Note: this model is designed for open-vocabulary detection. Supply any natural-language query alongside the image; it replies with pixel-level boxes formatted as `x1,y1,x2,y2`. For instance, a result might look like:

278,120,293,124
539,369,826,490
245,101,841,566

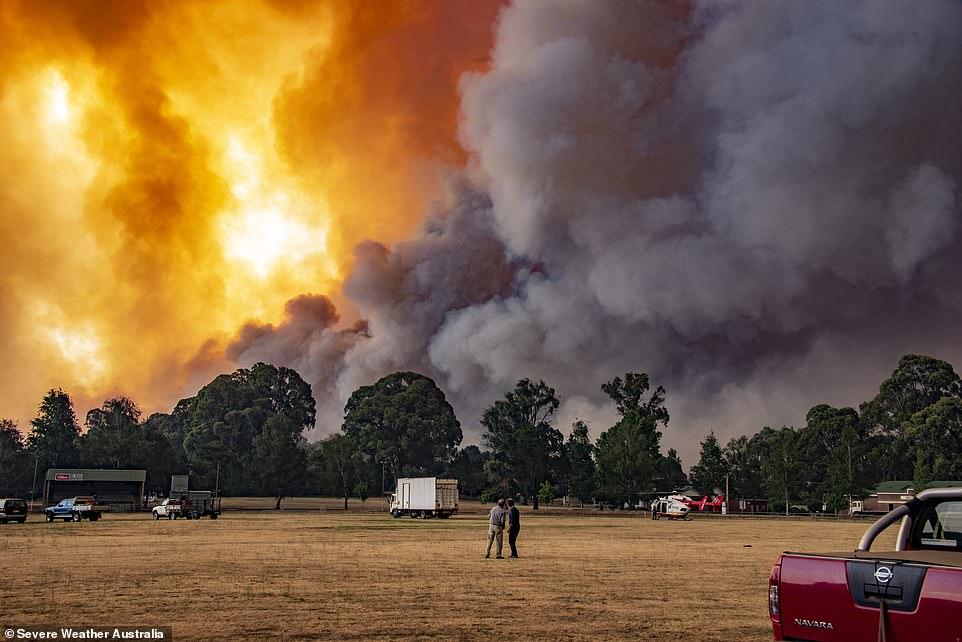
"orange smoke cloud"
0,0,503,425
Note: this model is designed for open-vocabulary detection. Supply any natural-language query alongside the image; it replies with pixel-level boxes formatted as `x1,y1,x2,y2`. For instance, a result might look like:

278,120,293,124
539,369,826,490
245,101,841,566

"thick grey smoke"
229,0,962,464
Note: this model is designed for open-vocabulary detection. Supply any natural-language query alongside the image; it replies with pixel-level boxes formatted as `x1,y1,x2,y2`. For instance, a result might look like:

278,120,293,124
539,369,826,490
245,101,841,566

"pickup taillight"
769,555,782,622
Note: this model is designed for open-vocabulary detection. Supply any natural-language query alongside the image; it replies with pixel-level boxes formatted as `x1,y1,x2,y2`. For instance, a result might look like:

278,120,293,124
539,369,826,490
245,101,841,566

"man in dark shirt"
507,498,520,558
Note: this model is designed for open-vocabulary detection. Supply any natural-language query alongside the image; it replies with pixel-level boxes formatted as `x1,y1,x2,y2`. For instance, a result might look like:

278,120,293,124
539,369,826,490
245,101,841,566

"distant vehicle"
769,487,962,641
651,495,691,520
45,496,107,522
0,498,28,523
152,498,184,520
390,477,458,518
153,492,221,520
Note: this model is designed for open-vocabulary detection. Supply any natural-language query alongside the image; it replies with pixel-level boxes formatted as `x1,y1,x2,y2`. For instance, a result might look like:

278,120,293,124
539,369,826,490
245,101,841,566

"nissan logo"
874,566,893,583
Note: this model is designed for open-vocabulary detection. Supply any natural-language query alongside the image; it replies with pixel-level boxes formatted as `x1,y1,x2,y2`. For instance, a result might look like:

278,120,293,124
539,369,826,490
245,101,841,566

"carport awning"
45,469,146,483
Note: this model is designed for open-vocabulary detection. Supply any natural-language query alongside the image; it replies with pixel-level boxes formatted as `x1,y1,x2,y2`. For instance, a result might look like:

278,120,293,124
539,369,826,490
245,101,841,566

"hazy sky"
2,1,961,465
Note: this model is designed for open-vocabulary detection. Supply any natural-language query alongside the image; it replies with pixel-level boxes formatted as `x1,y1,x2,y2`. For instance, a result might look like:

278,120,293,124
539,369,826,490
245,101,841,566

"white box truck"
390,477,459,518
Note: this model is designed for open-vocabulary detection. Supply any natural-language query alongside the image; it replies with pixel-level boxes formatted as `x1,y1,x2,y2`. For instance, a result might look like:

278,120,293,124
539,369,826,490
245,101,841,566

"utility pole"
30,457,39,510
215,462,220,497
725,474,729,515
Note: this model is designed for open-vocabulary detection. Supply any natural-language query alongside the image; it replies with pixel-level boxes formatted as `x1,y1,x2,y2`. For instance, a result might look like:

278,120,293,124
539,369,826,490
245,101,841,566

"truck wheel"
153,513,160,520
391,510,400,518
90,514,99,522
72,512,81,522
17,518,26,523
168,513,174,520
210,513,218,520
46,514,54,523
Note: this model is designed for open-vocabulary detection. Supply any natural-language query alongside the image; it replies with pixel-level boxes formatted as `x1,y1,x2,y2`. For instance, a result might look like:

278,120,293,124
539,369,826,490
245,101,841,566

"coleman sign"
54,473,84,481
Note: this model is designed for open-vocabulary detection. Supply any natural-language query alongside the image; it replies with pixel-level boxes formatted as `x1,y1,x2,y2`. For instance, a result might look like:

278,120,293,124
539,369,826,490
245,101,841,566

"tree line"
687,354,962,512
2,354,960,510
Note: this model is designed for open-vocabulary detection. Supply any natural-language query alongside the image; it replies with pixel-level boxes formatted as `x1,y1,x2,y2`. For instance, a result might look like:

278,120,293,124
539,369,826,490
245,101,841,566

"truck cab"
770,488,962,641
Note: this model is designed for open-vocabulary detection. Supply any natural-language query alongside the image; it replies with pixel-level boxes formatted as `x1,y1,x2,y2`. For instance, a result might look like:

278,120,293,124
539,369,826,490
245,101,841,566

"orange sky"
0,0,503,426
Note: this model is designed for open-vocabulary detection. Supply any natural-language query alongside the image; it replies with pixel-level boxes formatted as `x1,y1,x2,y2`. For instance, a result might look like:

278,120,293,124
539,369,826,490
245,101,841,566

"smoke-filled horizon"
4,1,962,466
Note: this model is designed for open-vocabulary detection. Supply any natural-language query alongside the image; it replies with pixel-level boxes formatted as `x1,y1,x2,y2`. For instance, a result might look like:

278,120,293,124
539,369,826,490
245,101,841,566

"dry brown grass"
0,504,896,641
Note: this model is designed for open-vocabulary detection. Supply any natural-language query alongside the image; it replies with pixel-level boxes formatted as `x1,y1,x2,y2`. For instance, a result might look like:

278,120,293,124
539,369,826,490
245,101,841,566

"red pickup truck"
769,487,962,641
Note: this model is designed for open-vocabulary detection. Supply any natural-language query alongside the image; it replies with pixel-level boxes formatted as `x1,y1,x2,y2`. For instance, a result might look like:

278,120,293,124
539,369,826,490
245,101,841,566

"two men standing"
485,498,520,559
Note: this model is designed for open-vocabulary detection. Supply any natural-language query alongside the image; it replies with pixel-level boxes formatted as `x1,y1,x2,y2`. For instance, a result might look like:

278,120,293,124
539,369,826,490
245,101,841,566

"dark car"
0,498,28,523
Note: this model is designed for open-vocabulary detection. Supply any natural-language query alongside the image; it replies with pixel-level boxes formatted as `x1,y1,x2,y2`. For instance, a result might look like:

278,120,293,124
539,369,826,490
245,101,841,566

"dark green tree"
861,354,961,436
761,427,803,515
81,397,174,493
312,433,365,510
601,372,669,458
0,420,33,497
342,372,462,483
245,362,316,432
594,372,670,501
564,420,596,503
594,415,658,504
480,379,563,509
144,408,189,475
724,433,768,500
660,448,687,490
179,363,315,494
444,445,490,498
81,397,142,469
859,355,961,481
905,397,962,485
798,404,866,510
689,432,729,495
26,388,80,472
252,412,307,509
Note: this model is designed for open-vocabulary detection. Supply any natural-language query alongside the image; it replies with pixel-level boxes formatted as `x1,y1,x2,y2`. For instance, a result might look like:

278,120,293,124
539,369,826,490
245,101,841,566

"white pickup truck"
152,498,184,520
152,493,221,520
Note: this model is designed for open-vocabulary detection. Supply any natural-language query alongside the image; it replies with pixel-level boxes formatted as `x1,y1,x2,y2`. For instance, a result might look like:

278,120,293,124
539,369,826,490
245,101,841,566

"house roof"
874,480,962,494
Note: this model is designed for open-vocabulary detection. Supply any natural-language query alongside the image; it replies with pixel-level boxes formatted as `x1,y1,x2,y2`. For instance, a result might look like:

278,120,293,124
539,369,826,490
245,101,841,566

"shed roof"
45,469,146,482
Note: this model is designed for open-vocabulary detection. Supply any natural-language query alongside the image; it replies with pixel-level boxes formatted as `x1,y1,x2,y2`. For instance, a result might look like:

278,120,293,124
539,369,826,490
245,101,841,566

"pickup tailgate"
777,552,962,641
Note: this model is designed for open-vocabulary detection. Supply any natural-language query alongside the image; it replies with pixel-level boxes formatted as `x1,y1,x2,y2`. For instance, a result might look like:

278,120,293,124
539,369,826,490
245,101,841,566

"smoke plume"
231,0,962,462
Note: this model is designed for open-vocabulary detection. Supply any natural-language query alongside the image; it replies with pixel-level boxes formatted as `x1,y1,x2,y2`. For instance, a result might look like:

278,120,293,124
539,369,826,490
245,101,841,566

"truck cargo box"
390,477,458,518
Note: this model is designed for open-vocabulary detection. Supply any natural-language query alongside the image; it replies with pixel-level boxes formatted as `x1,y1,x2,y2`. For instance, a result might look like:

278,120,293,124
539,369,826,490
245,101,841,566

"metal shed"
43,469,146,511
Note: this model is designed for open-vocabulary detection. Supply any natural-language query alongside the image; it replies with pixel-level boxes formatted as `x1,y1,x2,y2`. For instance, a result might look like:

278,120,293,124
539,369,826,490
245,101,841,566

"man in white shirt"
485,498,508,559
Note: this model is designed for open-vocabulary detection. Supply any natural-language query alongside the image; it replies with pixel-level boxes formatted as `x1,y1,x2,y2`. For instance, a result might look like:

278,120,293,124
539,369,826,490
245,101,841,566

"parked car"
769,487,962,640
44,496,108,522
0,498,28,523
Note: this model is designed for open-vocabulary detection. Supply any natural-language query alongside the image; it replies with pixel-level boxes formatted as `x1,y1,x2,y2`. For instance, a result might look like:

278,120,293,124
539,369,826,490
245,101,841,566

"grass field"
0,503,896,641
